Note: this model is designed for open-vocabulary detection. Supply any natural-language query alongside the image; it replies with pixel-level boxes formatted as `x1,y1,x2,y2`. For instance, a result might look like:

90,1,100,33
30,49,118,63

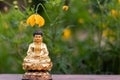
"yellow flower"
111,9,118,18
62,5,69,11
26,14,45,27
62,28,71,40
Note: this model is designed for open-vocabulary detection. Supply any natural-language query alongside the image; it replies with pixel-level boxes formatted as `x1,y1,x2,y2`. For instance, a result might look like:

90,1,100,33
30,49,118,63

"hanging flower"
62,28,71,40
26,14,45,27
62,5,69,11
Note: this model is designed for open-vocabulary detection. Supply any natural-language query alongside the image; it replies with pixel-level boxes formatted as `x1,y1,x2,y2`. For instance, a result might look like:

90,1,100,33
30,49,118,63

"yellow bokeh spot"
111,9,118,18
102,29,114,38
62,28,71,40
78,18,84,24
118,0,120,3
62,5,69,11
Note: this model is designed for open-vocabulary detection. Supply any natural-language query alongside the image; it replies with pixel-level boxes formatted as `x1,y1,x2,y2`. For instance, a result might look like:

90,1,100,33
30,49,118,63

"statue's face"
34,35,42,43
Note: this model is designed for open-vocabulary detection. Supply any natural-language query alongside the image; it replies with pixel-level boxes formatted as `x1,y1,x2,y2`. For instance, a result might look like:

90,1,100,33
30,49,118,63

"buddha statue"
22,30,52,80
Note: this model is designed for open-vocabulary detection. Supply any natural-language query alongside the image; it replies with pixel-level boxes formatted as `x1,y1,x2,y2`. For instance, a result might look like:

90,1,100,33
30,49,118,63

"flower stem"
35,3,51,22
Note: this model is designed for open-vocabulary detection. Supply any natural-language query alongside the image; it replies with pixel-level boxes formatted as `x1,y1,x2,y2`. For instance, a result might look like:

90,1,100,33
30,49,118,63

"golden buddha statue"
22,30,52,80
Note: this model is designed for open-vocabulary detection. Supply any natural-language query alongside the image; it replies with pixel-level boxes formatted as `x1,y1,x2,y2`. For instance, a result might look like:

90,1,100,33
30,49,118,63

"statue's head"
33,30,43,43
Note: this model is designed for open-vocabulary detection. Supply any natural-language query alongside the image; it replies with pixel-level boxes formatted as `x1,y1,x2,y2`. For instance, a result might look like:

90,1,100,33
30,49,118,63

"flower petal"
26,14,36,27
35,14,45,27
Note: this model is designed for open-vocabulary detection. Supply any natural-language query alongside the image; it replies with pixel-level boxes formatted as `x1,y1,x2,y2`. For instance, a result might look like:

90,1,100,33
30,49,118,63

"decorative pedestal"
22,71,52,80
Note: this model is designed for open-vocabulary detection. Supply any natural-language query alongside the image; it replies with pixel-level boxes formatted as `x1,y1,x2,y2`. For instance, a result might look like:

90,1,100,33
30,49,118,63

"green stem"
35,3,51,22
96,0,102,11
96,0,103,52
96,0,105,72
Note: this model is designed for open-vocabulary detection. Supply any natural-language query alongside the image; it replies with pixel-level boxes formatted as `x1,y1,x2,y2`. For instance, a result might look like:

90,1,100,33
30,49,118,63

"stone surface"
0,74,120,80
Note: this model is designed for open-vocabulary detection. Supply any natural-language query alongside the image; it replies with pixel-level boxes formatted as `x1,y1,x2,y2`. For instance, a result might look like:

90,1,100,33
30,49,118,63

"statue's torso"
23,43,52,71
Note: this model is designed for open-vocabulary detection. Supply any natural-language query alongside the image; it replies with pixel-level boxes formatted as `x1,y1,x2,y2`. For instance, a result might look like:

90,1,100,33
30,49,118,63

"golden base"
22,71,52,80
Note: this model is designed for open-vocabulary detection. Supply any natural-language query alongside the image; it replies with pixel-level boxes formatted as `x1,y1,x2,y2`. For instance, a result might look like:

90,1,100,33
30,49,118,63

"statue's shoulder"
41,42,46,45
29,43,34,46
41,42,47,47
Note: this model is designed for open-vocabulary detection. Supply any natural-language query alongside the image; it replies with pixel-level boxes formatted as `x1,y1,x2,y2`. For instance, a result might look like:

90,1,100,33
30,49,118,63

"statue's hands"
30,53,35,57
41,48,46,52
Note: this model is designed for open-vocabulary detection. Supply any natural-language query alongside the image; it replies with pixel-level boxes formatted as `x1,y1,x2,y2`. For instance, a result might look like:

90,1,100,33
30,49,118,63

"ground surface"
0,74,120,80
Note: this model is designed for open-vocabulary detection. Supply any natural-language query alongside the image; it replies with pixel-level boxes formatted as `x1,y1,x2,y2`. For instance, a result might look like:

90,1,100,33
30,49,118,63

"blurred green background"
0,0,120,74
